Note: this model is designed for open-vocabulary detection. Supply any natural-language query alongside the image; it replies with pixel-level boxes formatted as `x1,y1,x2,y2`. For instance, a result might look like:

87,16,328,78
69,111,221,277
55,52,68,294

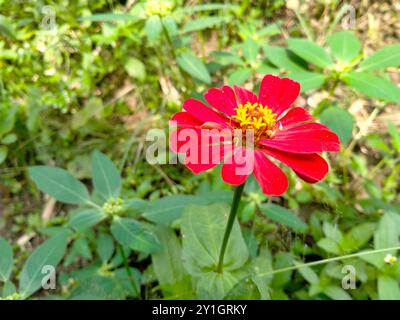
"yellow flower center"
231,102,277,139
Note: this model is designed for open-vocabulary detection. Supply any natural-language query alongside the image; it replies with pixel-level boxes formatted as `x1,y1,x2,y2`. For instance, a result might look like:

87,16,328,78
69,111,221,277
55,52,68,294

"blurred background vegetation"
1,0,400,300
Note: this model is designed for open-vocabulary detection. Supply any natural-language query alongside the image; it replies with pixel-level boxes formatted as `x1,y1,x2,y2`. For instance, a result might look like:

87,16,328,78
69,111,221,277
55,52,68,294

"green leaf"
295,261,319,284
378,275,400,300
144,15,162,42
322,221,343,242
110,217,161,254
242,39,259,64
323,285,352,300
79,13,140,22
29,166,90,205
1,281,16,298
288,71,326,92
339,223,376,253
96,234,115,263
228,67,252,86
176,52,211,84
68,209,106,231
92,150,121,199
264,45,307,72
19,232,69,299
327,31,361,63
143,195,203,224
358,44,400,72
320,106,354,144
0,146,7,164
287,38,333,68
259,203,308,233
0,15,14,38
363,213,399,269
317,238,341,255
196,269,247,299
181,203,249,273
151,227,194,298
124,58,146,81
251,255,273,299
0,236,13,282
342,72,400,103
181,16,228,34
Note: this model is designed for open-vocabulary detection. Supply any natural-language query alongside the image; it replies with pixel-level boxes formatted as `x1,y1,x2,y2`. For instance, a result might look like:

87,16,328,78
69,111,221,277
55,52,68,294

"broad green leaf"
224,278,261,300
211,51,243,66
143,195,203,224
1,281,16,298
110,217,160,254
322,221,343,242
68,209,106,231
358,44,400,72
259,203,308,233
327,31,361,63
151,227,194,298
0,15,14,38
342,72,400,102
92,150,121,199
295,261,319,284
0,236,13,282
264,45,307,72
96,234,115,263
29,166,90,205
317,238,341,255
363,214,399,269
288,71,326,92
339,223,376,253
287,38,333,68
251,255,273,300
323,285,352,300
144,15,162,42
79,13,140,22
181,16,228,34
177,53,211,84
181,203,249,273
378,275,400,300
19,232,68,298
0,146,7,164
124,198,149,216
242,39,259,64
124,58,146,81
228,67,252,86
196,269,247,299
320,106,354,144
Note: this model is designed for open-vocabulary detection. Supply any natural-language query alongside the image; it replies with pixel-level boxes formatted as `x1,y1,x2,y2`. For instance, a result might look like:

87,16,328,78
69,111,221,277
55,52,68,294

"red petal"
221,147,253,185
204,85,237,117
259,123,340,153
258,75,300,116
170,128,234,174
233,85,258,105
170,112,203,127
261,148,328,183
253,149,288,196
185,143,232,174
279,107,313,128
183,98,229,127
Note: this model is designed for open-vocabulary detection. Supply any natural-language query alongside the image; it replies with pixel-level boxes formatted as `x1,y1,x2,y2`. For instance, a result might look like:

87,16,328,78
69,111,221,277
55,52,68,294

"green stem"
119,245,138,295
257,246,400,278
217,182,246,273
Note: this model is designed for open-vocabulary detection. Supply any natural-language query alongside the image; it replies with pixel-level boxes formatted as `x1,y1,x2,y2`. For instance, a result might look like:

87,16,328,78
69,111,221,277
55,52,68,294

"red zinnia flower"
169,74,340,195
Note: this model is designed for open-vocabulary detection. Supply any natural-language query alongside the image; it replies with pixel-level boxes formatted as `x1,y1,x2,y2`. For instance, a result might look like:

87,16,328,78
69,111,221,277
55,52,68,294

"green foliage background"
0,0,400,300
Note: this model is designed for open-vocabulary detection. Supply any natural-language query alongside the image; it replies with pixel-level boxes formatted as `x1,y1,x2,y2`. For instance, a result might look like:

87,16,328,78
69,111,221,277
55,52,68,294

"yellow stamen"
231,102,277,139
